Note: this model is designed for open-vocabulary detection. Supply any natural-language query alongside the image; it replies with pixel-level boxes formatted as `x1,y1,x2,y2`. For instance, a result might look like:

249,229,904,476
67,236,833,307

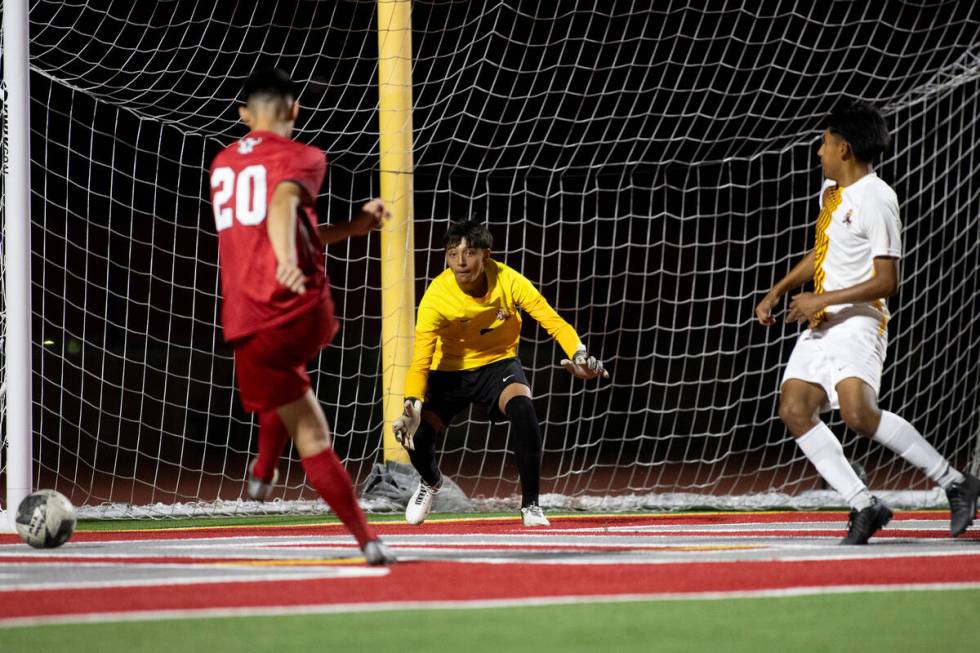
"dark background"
2,1,978,510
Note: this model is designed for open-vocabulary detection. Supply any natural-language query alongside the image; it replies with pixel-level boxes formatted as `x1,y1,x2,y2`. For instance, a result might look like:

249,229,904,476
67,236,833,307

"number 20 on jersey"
211,165,268,231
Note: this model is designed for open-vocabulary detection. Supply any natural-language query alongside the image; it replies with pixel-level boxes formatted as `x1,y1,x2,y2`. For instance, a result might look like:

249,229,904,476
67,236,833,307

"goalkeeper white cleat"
362,539,397,565
406,480,440,525
246,459,279,501
521,503,550,527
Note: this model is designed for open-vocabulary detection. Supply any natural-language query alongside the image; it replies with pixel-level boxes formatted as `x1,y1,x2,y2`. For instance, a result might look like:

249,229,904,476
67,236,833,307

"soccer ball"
15,490,77,549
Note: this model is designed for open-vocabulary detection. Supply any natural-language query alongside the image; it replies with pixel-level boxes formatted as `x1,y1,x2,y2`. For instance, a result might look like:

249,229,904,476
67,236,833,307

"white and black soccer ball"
15,489,77,549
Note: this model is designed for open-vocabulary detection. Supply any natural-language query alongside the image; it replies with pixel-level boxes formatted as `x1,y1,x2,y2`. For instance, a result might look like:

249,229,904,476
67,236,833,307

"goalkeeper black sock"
407,420,443,488
505,396,542,508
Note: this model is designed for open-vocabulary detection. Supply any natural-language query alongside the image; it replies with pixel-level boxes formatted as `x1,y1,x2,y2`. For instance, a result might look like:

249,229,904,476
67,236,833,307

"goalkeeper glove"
392,397,422,450
561,346,608,380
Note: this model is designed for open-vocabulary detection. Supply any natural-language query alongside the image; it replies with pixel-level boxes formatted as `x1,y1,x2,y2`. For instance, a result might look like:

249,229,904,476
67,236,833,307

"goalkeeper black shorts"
424,357,529,424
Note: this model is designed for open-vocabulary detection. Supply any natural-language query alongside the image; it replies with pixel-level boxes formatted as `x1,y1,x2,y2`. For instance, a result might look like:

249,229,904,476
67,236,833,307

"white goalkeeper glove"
392,397,422,450
561,346,608,380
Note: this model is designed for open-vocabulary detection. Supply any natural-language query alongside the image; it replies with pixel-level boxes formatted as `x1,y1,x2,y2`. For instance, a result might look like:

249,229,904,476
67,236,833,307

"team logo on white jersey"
237,137,263,154
842,209,853,226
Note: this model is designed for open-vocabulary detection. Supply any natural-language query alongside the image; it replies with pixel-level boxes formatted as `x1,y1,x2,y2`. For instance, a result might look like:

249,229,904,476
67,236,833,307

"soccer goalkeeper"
392,220,607,526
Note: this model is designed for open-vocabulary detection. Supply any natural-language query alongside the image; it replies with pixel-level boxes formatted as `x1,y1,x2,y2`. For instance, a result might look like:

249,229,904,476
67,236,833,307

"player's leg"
404,410,446,525
837,378,979,536
408,411,445,488
404,370,466,525
232,305,393,563
781,379,873,509
781,378,889,543
498,381,548,526
277,390,393,561
247,410,289,501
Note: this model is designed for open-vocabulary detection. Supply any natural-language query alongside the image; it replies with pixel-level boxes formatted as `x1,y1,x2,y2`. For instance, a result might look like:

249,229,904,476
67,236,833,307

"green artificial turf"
5,588,978,653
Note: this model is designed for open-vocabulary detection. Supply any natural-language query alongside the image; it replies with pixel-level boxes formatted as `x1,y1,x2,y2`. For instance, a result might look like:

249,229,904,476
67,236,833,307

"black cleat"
841,497,893,545
946,473,980,537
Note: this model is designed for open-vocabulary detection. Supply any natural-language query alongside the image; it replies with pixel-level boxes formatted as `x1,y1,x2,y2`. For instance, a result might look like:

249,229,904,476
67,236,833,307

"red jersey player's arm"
267,182,306,294
316,199,390,246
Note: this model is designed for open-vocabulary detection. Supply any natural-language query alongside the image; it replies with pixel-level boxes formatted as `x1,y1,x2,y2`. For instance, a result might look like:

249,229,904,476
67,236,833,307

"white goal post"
1,0,34,532
1,3,978,520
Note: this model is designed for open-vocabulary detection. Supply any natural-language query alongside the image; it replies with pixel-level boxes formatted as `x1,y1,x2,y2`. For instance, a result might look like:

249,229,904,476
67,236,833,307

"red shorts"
233,298,338,413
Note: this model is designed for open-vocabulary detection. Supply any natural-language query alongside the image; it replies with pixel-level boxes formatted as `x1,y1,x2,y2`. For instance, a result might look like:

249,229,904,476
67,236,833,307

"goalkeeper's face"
446,238,489,287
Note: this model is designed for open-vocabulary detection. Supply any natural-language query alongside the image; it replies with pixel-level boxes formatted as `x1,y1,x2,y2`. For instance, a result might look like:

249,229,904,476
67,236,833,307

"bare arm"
786,257,898,324
267,182,305,294
755,250,816,325
316,198,390,246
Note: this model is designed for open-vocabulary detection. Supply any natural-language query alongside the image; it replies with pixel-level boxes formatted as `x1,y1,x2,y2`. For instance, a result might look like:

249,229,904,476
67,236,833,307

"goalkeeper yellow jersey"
404,259,582,399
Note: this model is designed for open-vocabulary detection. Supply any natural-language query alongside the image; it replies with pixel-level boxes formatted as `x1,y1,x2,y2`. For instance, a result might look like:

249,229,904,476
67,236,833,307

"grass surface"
5,588,978,653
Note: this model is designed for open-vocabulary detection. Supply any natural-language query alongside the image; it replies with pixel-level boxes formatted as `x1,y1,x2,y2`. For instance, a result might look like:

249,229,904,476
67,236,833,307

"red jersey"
209,131,330,342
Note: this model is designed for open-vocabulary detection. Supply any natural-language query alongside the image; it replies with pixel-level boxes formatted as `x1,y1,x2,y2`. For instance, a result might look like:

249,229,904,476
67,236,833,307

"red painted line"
0,553,976,620
524,529,972,539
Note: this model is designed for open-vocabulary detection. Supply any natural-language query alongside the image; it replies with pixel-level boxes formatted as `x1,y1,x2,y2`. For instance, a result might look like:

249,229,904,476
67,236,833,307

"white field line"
2,541,978,577
0,565,387,593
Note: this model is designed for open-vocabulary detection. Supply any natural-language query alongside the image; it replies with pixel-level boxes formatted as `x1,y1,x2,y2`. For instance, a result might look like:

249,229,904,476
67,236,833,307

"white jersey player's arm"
785,257,898,324
755,250,816,325
811,257,898,308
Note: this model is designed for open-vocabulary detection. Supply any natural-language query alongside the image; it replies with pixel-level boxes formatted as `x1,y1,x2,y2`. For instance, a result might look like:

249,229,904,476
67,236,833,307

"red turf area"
2,554,979,620
1,513,976,622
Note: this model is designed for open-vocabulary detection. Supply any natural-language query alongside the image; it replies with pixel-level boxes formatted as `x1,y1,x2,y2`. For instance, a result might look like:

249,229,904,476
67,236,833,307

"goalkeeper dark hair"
445,219,493,250
241,67,296,105
826,100,891,164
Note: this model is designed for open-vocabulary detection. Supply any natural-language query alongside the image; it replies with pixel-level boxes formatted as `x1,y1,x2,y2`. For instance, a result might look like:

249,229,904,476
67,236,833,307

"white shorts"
781,311,888,413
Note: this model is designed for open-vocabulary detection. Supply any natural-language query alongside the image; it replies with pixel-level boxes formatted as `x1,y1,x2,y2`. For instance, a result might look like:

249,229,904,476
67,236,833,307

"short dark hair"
444,219,493,250
241,67,296,105
827,100,890,164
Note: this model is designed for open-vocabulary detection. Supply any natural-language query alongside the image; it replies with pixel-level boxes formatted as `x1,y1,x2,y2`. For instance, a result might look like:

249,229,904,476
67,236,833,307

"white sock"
797,422,873,510
872,411,964,489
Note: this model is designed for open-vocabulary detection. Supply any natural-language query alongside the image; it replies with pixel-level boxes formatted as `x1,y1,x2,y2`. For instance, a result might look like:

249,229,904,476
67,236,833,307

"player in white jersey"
755,100,979,545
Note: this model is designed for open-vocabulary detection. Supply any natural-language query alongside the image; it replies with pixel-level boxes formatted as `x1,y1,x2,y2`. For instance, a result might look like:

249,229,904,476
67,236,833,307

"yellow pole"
377,0,414,463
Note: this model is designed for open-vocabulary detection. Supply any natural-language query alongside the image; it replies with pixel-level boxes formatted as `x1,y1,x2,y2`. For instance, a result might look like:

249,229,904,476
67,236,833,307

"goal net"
2,2,978,518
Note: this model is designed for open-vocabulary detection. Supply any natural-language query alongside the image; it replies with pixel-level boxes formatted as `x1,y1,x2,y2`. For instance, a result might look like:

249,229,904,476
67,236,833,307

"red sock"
301,449,375,547
252,411,290,481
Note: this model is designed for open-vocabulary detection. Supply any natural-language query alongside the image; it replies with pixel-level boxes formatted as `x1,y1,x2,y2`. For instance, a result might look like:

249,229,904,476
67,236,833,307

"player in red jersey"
209,68,394,564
